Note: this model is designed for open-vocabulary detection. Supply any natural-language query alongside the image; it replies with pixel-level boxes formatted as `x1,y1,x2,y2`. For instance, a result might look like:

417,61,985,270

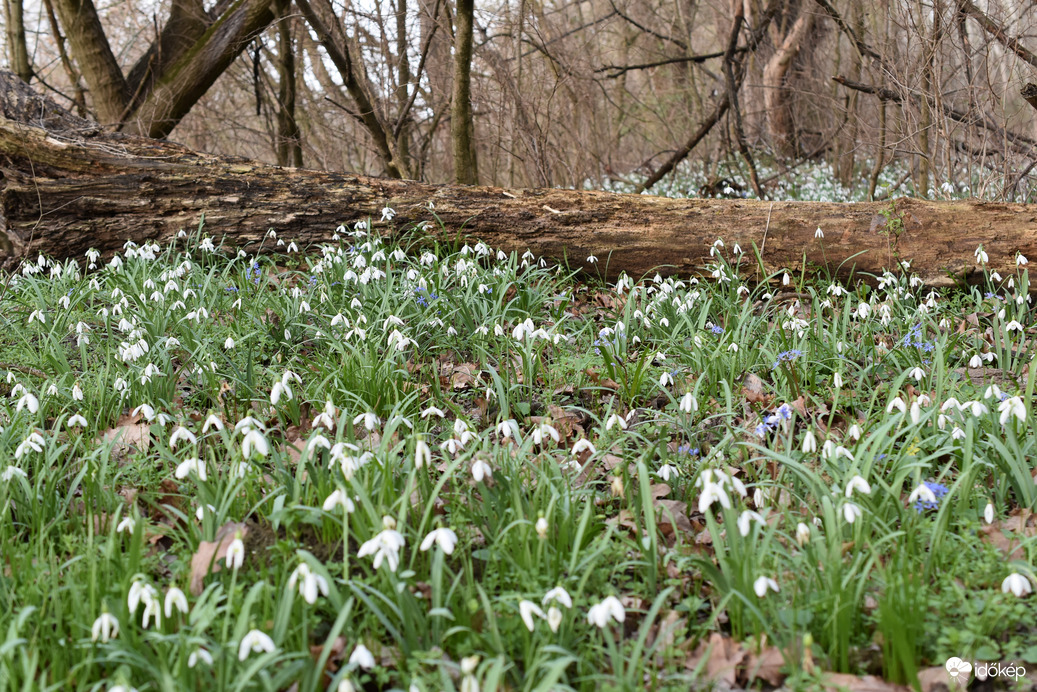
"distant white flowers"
358,516,405,571
587,595,625,628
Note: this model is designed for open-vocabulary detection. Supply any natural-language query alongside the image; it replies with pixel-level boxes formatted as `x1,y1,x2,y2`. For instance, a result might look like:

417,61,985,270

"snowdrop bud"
795,522,811,545
801,429,817,454
753,576,779,597
984,503,995,524
536,517,549,539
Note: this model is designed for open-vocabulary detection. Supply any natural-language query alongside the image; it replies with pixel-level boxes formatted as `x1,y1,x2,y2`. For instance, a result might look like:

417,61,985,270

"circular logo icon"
945,657,973,684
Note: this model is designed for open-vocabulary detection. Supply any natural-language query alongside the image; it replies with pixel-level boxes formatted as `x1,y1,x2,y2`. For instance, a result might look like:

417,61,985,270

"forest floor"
0,219,1035,691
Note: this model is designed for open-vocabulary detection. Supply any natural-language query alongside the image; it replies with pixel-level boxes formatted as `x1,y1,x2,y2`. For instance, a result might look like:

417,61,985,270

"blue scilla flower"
772,349,803,370
709,324,724,335
677,445,700,457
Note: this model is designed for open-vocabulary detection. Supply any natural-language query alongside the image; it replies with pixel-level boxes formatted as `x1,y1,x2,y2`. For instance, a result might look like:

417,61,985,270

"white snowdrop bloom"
547,606,563,632
164,587,189,617
737,510,766,537
909,400,922,425
963,400,989,417
1,466,27,482
116,517,136,534
571,438,596,456
241,429,269,458
357,522,406,572
842,502,863,524
71,383,84,401
950,426,966,440
224,336,235,349
753,576,779,598
543,587,572,609
288,563,330,604
659,372,673,387
67,413,89,428
908,367,925,381
168,426,197,449
471,459,493,482
225,536,245,569
350,643,376,670
975,246,988,264
1017,253,1029,266
1001,573,1032,598
380,206,396,222
532,423,559,446
421,405,446,419
984,503,995,524
15,392,39,414
270,380,292,405
844,475,871,497
605,413,627,431
92,612,119,642
420,527,458,555
536,517,549,539
795,522,811,545
801,429,817,453
886,396,906,414
679,392,698,413
413,439,431,469
907,483,937,505
586,596,625,628
238,630,276,661
322,489,355,513
1005,320,1024,332
175,457,207,482
519,600,546,631
656,464,679,482
998,396,1027,426
353,411,380,431
188,648,213,668
202,414,224,432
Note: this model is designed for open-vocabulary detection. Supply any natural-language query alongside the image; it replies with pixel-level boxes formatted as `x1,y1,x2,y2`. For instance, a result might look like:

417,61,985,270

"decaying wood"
2,70,1037,286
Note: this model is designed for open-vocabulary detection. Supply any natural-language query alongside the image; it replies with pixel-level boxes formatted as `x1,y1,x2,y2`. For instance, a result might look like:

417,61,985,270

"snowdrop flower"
117,517,136,534
471,458,493,482
844,475,871,497
380,206,396,222
795,522,811,545
908,367,925,381
801,429,817,453
238,630,276,660
270,380,292,405
842,502,862,524
1002,573,1032,597
886,396,906,414
656,464,679,481
357,518,405,571
532,423,559,446
815,226,824,239
909,400,922,425
543,587,572,610
202,414,224,432
164,587,189,617
519,600,546,631
737,510,765,537
353,411,380,431
92,612,119,642
349,643,376,670
605,413,627,431
15,392,39,414
679,392,698,413
1005,320,1024,332
907,483,937,506
175,457,207,482
323,489,355,513
288,562,330,604
969,353,984,368
1017,253,1029,266
587,596,625,628
998,396,1026,426
984,503,995,524
224,336,235,349
571,438,596,456
421,405,445,419
67,413,89,428
312,400,337,430
833,372,843,388
188,648,213,668
547,606,563,632
1,466,26,482
226,535,245,570
414,439,431,469
168,426,197,449
535,517,549,539
975,245,988,264
659,372,674,387
420,527,458,555
72,383,84,401
753,576,779,597
950,426,966,440
241,428,269,459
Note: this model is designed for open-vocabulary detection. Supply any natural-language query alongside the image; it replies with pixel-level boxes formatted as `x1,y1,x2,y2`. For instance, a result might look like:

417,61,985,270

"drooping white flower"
238,629,276,661
91,612,119,642
543,586,572,609
419,527,458,555
322,489,355,513
795,522,811,545
587,596,625,628
753,576,779,598
535,517,549,539
842,502,863,524
1001,573,1033,598
288,562,330,604
471,459,493,482
357,519,405,571
844,475,872,497
241,429,269,459
164,587,189,618
907,483,937,505
737,510,765,537
226,536,245,570
998,396,1027,426
188,648,213,668
801,429,817,454
984,503,995,524
519,600,546,631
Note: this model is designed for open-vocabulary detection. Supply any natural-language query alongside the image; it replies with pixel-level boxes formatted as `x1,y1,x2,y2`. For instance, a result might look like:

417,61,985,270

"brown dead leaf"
744,643,786,686
685,633,745,684
916,667,951,692
190,521,248,595
585,367,621,390
980,509,1036,560
450,363,480,390
99,412,151,454
742,372,770,404
655,499,693,536
822,672,911,692
310,635,348,684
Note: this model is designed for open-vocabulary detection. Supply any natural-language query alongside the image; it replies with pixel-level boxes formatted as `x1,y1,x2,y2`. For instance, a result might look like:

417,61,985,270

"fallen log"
2,70,1036,286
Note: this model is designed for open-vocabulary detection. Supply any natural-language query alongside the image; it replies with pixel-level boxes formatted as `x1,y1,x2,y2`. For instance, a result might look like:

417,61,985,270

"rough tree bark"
2,71,1036,287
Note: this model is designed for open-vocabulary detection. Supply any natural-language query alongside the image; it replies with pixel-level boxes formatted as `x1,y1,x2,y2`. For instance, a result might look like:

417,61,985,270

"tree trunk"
762,9,814,159
274,0,302,168
451,0,479,185
3,0,32,83
1,70,1035,288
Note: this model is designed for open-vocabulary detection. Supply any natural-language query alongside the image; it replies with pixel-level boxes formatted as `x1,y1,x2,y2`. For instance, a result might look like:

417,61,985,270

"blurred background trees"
6,0,1037,200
